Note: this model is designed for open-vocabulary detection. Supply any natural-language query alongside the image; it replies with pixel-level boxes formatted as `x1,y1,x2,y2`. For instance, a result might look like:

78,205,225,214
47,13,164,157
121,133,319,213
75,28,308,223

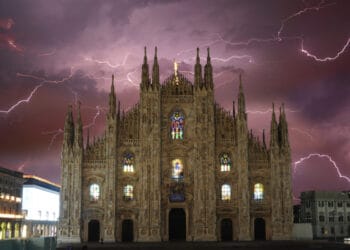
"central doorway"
220,218,233,241
254,218,266,240
169,208,186,241
88,220,100,242
122,219,134,242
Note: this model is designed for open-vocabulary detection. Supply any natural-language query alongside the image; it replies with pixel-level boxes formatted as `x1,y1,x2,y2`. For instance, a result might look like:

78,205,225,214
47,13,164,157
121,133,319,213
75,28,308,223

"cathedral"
58,47,293,243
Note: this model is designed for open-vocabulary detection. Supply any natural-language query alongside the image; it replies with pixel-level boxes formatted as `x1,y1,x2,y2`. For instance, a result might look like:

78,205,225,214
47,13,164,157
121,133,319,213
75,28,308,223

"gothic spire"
262,129,266,148
279,103,290,148
237,74,246,119
204,47,213,89
270,103,279,149
194,47,202,88
141,46,150,88
152,46,160,87
108,74,116,118
63,104,75,147
75,101,83,148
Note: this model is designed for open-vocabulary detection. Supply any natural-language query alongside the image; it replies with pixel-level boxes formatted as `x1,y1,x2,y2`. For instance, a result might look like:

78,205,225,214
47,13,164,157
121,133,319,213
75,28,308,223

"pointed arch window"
254,183,264,200
123,153,134,173
221,184,231,201
89,183,100,201
123,185,133,201
171,111,184,140
220,153,231,172
171,159,184,181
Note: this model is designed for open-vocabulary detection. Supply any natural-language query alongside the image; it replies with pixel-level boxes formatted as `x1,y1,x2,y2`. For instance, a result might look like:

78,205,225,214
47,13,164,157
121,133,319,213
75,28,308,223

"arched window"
220,153,231,172
254,183,264,200
123,153,134,173
123,185,133,201
90,183,100,201
221,184,231,201
171,159,184,180
171,111,184,140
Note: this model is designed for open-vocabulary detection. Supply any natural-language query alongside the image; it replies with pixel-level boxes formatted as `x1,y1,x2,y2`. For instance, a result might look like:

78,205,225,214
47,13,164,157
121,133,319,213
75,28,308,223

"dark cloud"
0,0,349,200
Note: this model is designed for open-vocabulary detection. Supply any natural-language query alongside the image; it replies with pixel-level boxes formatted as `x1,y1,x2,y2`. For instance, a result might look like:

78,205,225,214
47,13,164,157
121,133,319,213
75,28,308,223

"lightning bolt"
293,153,350,183
83,105,102,129
300,37,350,62
38,48,56,57
290,127,314,141
41,129,64,150
84,53,130,69
0,69,74,115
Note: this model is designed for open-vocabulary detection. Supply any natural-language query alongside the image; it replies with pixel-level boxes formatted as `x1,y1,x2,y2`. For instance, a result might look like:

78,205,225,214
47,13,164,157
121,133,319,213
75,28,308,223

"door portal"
220,218,233,241
88,220,100,242
122,219,133,242
254,218,266,240
169,208,186,241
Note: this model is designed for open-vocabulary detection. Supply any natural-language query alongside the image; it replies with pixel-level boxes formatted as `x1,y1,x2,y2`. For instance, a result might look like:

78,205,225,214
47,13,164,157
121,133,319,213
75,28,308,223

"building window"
123,153,134,173
220,153,231,172
337,201,343,207
89,183,100,201
254,183,264,200
328,201,334,207
123,185,133,201
340,226,344,234
221,184,231,201
347,202,350,207
305,212,311,223
319,215,325,222
347,213,350,222
331,227,335,234
329,212,334,222
339,214,344,222
172,159,184,181
318,201,324,207
170,111,184,140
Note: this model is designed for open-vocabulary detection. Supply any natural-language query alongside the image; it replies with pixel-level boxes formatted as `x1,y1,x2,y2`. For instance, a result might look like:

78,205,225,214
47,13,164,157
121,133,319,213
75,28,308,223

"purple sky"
0,0,349,202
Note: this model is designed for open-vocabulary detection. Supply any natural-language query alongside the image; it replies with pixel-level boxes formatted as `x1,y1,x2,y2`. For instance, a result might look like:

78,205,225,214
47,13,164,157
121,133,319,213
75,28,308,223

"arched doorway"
122,219,133,242
254,218,266,240
169,208,186,241
88,220,100,242
220,218,233,241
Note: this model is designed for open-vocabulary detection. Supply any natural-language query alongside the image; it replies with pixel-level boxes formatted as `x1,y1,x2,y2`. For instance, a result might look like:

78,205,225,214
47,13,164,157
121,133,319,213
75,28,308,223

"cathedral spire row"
141,46,150,88
204,47,213,89
152,46,160,87
194,47,202,88
63,104,75,148
108,74,116,118
278,103,290,148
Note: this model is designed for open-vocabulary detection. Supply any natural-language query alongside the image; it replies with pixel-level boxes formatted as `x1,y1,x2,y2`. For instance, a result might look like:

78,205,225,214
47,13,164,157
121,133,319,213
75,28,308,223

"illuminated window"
171,111,184,140
89,184,100,201
172,159,184,180
221,184,231,201
123,185,133,201
220,153,231,172
123,153,134,173
254,183,264,200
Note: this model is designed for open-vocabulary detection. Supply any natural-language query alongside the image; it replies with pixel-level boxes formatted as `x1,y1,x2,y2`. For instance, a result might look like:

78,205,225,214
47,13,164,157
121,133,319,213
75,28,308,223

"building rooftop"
23,175,60,192
300,190,350,200
0,166,23,178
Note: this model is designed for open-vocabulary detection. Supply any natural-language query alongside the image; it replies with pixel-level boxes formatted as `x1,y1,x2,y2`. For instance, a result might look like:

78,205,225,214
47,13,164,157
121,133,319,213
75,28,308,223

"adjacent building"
59,47,294,243
22,175,60,238
300,190,350,239
0,166,60,239
0,166,24,239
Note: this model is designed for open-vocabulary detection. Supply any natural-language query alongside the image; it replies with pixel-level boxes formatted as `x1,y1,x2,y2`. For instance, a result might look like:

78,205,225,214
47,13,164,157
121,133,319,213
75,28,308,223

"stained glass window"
221,184,231,201
172,159,184,180
254,183,263,200
220,153,231,172
171,111,184,140
90,184,100,201
123,185,133,201
123,153,134,173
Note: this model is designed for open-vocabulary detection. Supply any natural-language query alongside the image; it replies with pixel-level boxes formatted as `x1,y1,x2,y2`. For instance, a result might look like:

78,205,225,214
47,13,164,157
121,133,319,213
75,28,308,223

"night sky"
0,0,349,202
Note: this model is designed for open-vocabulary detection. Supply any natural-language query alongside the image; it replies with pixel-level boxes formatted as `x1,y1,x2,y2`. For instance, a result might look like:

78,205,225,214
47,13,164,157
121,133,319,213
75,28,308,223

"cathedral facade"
58,47,293,243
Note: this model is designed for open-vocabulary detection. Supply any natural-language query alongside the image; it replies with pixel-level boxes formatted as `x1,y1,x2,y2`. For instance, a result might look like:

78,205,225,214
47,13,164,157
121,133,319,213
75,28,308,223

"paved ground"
57,240,350,250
